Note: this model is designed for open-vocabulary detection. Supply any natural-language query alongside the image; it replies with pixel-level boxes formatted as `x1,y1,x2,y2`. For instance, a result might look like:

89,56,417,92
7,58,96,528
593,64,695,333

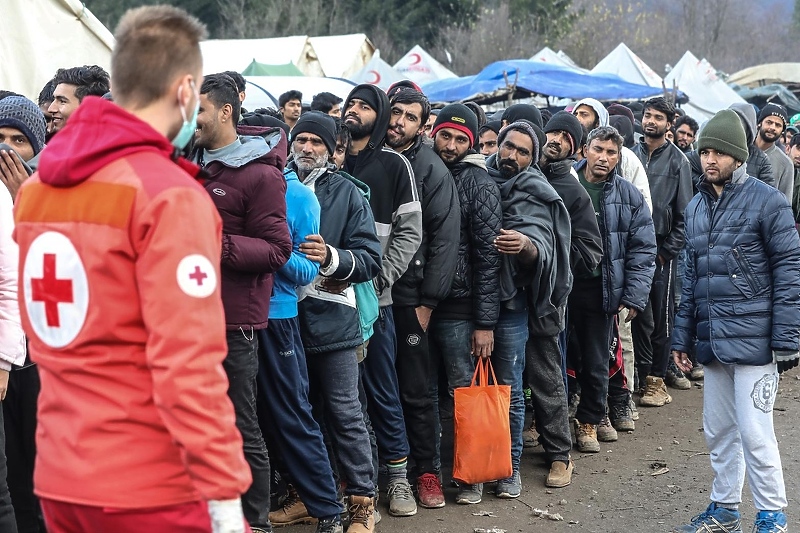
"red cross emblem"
177,254,217,298
31,254,74,328
189,266,208,286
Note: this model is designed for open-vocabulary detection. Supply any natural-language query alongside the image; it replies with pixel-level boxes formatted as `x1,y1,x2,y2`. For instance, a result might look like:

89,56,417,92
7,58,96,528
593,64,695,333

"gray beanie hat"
0,96,47,155
497,120,542,164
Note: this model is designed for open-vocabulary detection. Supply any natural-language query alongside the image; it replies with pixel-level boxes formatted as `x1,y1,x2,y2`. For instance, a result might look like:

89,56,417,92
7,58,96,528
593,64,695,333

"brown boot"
639,375,673,407
545,458,574,488
346,496,375,533
269,485,316,527
575,422,600,453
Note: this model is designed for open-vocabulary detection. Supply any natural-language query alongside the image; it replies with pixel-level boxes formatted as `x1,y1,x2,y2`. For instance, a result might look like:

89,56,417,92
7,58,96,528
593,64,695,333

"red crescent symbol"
410,53,422,65
367,70,381,84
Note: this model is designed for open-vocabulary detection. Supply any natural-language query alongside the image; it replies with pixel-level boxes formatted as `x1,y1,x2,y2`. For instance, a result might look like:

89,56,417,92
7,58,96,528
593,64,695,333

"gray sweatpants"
704,360,787,511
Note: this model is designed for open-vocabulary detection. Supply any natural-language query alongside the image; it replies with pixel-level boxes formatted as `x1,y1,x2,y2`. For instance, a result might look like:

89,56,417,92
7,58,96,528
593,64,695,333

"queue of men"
0,6,799,533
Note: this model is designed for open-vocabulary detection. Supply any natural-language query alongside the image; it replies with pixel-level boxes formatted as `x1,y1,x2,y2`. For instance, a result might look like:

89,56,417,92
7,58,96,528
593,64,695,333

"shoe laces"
576,422,595,435
418,473,440,493
388,479,413,500
348,500,371,527
610,403,629,420
753,513,786,532
282,487,301,512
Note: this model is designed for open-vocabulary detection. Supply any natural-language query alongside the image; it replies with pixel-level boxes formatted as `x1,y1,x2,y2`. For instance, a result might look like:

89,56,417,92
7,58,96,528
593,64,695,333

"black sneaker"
315,517,344,533
609,402,635,432
666,360,691,390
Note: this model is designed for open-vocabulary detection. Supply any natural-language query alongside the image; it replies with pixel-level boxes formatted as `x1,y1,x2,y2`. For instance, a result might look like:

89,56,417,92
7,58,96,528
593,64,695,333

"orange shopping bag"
452,358,512,484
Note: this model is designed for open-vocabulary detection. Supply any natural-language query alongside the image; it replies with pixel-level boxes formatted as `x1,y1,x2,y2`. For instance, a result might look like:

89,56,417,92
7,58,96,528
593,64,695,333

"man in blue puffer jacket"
672,109,800,533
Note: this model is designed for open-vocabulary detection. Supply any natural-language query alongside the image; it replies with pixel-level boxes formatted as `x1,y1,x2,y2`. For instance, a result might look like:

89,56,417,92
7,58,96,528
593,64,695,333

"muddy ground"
278,366,800,532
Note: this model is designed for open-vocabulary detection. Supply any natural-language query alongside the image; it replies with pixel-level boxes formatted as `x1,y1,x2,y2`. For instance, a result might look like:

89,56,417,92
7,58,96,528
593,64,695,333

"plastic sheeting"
394,45,457,85
728,63,800,88
665,51,745,121
201,37,325,77
591,43,663,88
421,60,673,104
348,50,406,91
2,0,114,100
243,76,356,109
308,34,374,78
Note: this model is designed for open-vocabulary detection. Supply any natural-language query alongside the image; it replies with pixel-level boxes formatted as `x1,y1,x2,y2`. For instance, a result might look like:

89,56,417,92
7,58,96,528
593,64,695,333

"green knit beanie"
697,109,749,163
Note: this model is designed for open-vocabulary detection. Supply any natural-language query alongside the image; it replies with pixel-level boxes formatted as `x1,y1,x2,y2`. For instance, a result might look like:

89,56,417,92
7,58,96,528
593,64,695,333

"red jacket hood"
38,96,201,187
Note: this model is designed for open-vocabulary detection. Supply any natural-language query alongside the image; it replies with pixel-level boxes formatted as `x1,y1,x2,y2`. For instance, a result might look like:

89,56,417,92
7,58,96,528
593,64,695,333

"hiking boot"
495,469,521,499
386,478,417,517
640,376,673,407
666,360,691,390
269,485,316,526
597,415,618,442
575,422,600,453
416,473,445,509
609,401,635,432
346,496,375,533
523,422,540,448
672,502,741,532
545,459,574,488
752,510,787,532
315,517,344,533
629,397,640,420
455,483,483,504
690,363,705,380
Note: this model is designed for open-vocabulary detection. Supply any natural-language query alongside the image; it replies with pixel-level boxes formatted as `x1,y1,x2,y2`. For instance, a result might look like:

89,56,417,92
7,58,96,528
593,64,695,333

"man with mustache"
571,126,656,454
341,84,422,518
485,119,573,493
631,97,693,407
384,88,459,509
756,103,794,202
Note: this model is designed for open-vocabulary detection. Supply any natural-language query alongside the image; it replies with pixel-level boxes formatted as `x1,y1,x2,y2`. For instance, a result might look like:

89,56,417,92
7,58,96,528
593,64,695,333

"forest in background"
85,0,800,76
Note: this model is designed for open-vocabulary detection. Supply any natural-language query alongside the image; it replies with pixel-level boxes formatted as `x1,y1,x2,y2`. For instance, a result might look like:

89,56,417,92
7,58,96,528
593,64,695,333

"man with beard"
571,126,656,453
341,84,422,518
756,103,794,202
194,73,293,532
429,104,502,504
671,109,800,533
485,120,573,494
672,115,698,154
631,97,693,407
384,88,459,509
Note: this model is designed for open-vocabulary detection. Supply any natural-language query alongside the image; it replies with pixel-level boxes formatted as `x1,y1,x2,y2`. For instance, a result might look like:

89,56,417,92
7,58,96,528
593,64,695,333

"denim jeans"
307,348,375,497
492,308,529,472
223,327,271,529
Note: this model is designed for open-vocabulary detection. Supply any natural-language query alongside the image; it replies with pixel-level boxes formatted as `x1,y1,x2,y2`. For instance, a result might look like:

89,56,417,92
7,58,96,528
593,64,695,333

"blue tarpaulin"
422,60,679,103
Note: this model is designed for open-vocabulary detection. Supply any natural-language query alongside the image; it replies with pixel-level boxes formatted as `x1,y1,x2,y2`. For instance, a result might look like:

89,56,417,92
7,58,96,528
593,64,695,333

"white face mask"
171,80,199,150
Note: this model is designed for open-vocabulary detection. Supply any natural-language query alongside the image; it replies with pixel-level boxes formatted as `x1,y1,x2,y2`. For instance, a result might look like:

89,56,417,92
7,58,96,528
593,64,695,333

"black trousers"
393,305,437,475
632,258,675,384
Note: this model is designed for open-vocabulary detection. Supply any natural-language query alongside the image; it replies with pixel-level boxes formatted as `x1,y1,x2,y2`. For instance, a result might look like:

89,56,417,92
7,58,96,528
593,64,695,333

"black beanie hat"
543,111,583,155
757,103,789,128
291,111,337,155
501,103,543,129
609,115,634,149
479,120,501,136
347,85,382,114
431,103,479,146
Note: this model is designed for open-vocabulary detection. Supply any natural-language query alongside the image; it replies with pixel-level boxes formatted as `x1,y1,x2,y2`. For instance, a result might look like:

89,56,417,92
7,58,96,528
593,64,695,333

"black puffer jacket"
393,135,460,308
435,153,502,330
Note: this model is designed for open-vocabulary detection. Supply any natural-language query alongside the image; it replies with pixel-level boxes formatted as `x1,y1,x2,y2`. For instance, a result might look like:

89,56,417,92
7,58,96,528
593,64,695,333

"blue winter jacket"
574,160,656,313
672,165,800,365
269,168,321,319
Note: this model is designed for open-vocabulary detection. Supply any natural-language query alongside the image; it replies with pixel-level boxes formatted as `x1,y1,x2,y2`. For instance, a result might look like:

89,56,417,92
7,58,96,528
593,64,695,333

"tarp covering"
665,51,745,121
241,60,304,77
591,43,663,88
1,0,114,100
529,47,586,72
733,84,800,114
243,76,356,109
728,63,800,88
201,37,324,77
308,34,375,78
394,45,457,85
348,50,406,90
421,60,672,104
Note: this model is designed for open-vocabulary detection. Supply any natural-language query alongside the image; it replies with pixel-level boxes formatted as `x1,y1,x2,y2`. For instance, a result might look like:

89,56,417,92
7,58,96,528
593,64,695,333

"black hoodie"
343,84,422,306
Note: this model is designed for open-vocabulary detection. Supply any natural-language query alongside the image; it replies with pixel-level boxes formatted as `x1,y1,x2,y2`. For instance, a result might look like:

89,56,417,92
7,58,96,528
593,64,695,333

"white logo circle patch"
177,254,217,298
23,231,89,349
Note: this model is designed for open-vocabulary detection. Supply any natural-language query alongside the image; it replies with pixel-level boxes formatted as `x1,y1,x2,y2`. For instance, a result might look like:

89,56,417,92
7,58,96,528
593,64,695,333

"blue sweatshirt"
269,168,321,319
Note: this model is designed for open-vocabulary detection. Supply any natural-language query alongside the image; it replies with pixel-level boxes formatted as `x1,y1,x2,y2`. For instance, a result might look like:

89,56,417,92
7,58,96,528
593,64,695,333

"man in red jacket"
193,72,292,532
14,6,252,533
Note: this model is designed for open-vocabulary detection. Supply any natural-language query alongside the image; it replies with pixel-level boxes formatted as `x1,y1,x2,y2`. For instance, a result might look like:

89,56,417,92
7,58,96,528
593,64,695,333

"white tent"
200,36,325,77
530,47,585,72
308,34,375,78
728,63,800,88
665,51,746,121
243,76,356,109
393,45,457,85
1,0,114,100
348,50,405,91
591,43,663,88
